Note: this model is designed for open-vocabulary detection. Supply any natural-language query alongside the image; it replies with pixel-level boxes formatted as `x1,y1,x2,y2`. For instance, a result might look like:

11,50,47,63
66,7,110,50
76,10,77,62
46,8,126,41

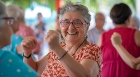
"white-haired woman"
22,1,102,77
0,1,38,77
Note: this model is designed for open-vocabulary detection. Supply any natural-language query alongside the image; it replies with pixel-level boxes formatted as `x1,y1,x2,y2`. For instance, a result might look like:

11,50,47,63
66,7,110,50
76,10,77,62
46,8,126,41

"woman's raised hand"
21,36,37,55
44,30,61,51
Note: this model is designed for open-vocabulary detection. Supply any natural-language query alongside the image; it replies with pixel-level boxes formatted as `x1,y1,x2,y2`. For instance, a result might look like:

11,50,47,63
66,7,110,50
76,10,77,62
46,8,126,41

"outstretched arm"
111,32,140,70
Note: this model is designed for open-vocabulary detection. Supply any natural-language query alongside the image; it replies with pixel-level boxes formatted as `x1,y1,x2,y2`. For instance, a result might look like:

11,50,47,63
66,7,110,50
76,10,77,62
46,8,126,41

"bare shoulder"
135,30,140,47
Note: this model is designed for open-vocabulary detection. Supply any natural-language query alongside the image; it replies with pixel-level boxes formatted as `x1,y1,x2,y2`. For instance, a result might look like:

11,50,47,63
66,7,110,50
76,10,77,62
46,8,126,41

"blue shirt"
87,27,104,44
0,49,38,77
2,34,23,59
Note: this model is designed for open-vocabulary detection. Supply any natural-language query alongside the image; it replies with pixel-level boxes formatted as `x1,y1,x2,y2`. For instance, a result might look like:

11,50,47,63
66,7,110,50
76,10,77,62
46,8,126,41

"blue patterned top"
2,34,23,59
0,49,38,77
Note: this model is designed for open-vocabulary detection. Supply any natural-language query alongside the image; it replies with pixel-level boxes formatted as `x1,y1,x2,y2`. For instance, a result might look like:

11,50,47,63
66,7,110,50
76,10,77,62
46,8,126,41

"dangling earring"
86,34,88,38
61,33,64,41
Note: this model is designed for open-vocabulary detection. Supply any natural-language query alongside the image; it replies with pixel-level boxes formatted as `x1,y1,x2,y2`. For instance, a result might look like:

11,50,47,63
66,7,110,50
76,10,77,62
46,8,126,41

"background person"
16,7,40,60
98,3,140,77
87,12,105,44
128,16,140,30
111,32,140,70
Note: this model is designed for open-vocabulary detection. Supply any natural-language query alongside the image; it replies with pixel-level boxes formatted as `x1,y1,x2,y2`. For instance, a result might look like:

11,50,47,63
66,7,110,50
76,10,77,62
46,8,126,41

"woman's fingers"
21,36,37,49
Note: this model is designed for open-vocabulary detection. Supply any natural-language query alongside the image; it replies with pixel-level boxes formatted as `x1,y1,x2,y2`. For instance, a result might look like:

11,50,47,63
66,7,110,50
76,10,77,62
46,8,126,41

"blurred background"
2,0,139,58
2,0,139,30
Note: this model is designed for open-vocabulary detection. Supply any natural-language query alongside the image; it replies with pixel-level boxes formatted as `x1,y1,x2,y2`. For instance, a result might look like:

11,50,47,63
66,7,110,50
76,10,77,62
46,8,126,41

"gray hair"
131,16,140,29
0,1,6,27
6,5,21,19
58,1,91,23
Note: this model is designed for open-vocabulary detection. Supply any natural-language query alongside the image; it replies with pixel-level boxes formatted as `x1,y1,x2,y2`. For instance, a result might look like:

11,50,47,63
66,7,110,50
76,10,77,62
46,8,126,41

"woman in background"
111,32,140,70
98,3,140,77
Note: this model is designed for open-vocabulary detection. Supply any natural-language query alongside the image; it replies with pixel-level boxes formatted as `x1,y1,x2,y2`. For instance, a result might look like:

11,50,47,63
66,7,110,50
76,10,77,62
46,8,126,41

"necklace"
71,38,86,56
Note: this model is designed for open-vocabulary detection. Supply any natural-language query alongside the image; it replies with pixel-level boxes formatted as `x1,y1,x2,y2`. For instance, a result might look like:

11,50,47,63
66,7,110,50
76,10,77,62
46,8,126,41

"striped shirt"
87,27,104,44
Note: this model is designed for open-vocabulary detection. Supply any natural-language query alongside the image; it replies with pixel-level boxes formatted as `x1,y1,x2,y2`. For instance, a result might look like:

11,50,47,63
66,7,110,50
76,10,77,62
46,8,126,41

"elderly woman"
22,1,101,77
128,16,140,30
98,3,140,77
2,4,24,59
0,1,38,77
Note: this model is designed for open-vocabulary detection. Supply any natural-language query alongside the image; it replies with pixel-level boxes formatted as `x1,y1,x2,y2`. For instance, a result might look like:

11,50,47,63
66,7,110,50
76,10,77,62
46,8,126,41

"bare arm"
23,54,48,75
54,47,99,77
22,36,48,75
111,32,140,70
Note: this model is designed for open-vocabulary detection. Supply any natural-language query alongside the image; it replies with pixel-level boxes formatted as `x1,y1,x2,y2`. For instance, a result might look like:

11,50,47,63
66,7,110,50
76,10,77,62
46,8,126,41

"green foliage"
2,0,136,12
2,0,55,10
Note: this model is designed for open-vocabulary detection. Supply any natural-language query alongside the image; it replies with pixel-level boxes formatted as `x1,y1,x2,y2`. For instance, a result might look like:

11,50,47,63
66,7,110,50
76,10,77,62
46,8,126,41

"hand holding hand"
111,32,122,47
21,36,37,55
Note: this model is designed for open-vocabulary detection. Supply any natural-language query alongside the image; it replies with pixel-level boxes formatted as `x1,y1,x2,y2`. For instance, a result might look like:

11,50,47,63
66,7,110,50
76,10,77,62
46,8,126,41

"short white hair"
0,1,6,27
6,5,21,19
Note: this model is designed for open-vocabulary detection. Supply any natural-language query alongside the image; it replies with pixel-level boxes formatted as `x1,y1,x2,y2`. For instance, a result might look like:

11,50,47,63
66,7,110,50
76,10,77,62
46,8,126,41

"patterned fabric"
0,49,38,77
2,34,23,59
16,24,40,53
41,42,102,77
87,27,104,44
101,27,140,77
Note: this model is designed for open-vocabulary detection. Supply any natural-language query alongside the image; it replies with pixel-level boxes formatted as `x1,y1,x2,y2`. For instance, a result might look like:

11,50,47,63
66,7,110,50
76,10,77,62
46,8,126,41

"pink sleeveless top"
101,27,140,77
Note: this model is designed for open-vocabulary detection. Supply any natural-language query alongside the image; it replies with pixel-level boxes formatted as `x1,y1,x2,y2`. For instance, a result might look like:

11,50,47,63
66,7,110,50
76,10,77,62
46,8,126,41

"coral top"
101,27,140,77
41,42,102,77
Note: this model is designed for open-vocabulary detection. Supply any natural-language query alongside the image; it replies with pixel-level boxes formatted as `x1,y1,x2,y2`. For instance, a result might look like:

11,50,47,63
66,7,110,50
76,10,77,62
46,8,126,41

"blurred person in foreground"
98,3,140,77
87,12,105,44
0,1,38,77
128,16,140,30
16,7,40,60
21,1,102,77
111,32,140,70
2,4,24,59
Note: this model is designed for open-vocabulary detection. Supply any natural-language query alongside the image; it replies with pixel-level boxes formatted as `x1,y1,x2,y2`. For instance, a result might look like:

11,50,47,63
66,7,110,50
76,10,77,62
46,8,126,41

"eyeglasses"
1,17,23,26
60,19,87,28
1,17,14,25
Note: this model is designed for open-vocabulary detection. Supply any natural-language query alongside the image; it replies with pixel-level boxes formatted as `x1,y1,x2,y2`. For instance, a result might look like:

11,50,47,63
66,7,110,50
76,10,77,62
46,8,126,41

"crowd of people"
0,0,140,77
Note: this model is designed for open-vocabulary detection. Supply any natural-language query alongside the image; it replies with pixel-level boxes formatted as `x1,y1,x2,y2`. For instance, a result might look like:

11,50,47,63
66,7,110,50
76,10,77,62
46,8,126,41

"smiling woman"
22,1,102,77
